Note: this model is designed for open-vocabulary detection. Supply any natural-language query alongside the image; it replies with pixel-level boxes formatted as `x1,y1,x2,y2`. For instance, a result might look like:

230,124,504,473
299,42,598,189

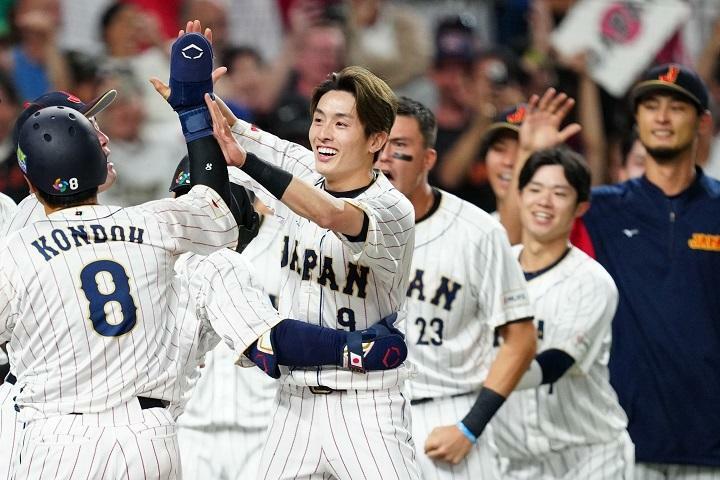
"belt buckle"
308,385,334,395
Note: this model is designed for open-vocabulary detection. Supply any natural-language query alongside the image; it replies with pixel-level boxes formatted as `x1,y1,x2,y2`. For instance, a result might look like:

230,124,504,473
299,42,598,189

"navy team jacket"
573,168,720,466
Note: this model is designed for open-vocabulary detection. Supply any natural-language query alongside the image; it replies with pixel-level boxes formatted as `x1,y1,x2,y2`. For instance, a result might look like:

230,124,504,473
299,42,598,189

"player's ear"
574,201,590,218
424,148,437,172
368,131,389,155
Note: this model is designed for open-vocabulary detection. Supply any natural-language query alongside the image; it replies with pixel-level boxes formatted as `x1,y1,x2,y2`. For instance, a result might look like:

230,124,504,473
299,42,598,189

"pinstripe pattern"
259,385,419,480
497,431,634,479
0,193,44,240
229,119,416,390
229,118,420,477
178,215,283,478
635,462,720,479
13,401,179,480
406,191,532,401
0,380,20,479
411,393,501,480
490,246,632,479
0,185,237,423
0,193,17,235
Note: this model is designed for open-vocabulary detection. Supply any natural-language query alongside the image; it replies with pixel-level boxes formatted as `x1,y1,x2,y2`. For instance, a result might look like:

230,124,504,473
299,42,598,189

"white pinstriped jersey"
229,119,415,391
171,247,284,419
406,191,532,400
491,246,628,458
179,213,283,429
0,193,16,234
0,185,238,422
0,193,43,239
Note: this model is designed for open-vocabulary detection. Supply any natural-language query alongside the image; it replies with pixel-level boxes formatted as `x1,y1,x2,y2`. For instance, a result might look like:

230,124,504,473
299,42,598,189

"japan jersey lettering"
406,191,532,399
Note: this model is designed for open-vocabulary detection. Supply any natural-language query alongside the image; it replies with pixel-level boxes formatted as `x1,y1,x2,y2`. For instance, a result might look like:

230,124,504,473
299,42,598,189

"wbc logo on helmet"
659,65,680,84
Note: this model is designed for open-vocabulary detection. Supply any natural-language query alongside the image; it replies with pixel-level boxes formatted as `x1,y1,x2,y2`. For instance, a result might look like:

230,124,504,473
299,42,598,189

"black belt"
137,396,169,409
410,391,474,406
5,373,15,385
308,386,346,395
69,396,168,415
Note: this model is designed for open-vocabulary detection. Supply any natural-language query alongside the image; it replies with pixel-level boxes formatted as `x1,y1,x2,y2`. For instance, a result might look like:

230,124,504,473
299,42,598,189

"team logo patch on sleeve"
688,233,720,252
503,289,529,308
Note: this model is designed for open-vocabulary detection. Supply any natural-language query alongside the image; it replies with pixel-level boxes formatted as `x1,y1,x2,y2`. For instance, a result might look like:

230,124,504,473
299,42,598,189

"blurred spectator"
345,0,432,99
617,129,646,182
1,0,71,101
127,0,182,41
183,0,229,55
428,14,477,162
96,70,185,206
65,51,104,107
218,46,265,122
255,17,346,148
100,1,180,140
436,48,527,212
0,71,25,202
227,0,283,61
58,0,112,56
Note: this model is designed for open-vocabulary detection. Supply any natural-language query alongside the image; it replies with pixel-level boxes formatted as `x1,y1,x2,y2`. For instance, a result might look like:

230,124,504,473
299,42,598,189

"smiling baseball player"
191,59,420,477
489,147,633,479
377,97,536,478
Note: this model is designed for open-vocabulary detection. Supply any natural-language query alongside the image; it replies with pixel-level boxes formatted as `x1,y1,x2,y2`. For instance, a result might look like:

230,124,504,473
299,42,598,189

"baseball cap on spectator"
434,14,477,67
12,90,117,145
479,103,527,160
630,63,709,112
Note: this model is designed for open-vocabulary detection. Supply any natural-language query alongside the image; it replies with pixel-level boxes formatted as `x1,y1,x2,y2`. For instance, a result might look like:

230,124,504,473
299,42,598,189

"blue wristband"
457,421,478,444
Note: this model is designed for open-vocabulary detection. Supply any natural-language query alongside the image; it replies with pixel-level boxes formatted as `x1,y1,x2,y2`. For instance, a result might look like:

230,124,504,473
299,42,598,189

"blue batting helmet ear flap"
18,106,106,196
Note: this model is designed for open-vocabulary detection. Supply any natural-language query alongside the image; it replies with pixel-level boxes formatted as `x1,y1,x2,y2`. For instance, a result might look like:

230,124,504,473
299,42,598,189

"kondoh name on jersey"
31,224,145,261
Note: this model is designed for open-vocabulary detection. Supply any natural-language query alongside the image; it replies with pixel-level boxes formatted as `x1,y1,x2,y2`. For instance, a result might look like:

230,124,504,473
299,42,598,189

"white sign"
551,0,691,97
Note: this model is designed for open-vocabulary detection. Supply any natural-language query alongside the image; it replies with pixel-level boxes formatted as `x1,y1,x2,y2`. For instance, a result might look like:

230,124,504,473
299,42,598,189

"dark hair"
100,2,130,42
35,187,99,208
310,66,397,160
222,46,263,73
518,146,591,203
396,97,437,148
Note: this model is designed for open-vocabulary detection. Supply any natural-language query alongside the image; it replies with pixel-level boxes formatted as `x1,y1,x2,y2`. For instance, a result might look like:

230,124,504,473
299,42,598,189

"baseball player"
0,89,117,480
175,35,419,474
504,70,720,479
171,158,284,479
0,89,119,239
489,146,633,479
376,97,536,477
0,104,240,478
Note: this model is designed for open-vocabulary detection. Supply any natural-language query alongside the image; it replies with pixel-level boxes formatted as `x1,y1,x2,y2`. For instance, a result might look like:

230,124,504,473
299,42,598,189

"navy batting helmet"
17,106,107,196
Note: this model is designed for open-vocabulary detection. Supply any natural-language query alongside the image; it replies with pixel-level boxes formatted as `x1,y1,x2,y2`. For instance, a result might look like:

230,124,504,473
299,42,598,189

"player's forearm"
229,113,316,180
187,136,232,208
484,319,537,396
281,177,366,236
240,153,366,237
501,149,533,244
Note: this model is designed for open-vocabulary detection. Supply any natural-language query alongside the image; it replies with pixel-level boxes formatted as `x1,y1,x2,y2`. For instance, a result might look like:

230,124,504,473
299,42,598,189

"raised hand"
205,93,247,168
149,20,227,102
518,88,581,156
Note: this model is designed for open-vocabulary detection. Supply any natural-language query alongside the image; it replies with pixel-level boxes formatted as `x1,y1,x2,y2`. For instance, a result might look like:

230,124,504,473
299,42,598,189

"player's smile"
309,90,379,191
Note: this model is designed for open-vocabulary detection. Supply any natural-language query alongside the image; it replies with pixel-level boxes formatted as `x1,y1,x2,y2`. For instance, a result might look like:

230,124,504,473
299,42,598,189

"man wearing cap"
512,64,720,478
0,89,118,237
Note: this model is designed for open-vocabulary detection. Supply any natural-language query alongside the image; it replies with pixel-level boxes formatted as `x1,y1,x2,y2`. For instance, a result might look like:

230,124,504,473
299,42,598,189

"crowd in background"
0,0,720,211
